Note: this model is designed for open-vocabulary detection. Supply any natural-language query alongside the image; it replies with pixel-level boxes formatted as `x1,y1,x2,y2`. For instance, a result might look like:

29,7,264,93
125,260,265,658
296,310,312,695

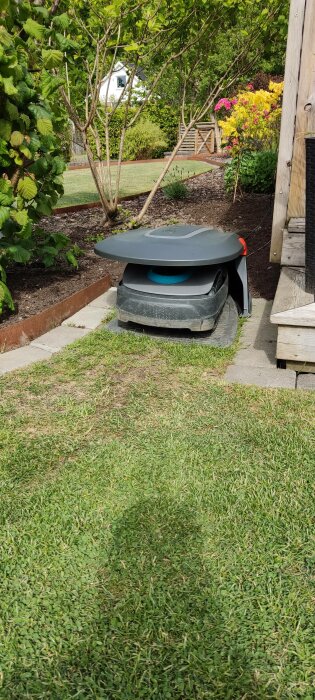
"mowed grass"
58,160,212,207
0,330,315,699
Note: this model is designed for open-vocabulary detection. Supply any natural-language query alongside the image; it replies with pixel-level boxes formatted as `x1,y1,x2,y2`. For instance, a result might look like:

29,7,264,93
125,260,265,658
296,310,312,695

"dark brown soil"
1,168,279,328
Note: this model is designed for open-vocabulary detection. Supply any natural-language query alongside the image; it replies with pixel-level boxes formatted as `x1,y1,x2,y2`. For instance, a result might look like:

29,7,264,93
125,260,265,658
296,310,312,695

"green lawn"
58,160,212,207
0,330,315,698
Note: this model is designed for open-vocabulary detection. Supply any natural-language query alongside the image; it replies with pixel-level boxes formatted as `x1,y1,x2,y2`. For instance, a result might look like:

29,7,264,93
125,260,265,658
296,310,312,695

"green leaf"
6,245,31,263
9,149,23,165
0,280,14,314
41,72,64,99
42,49,64,70
23,18,45,40
28,156,48,177
10,131,24,147
0,76,17,96
0,25,12,48
28,103,51,120
0,180,13,206
52,156,65,176
66,251,78,268
0,0,9,13
19,113,31,129
33,5,49,21
17,177,38,201
11,209,29,226
37,117,53,136
36,198,52,216
5,101,19,121
0,120,11,140
0,206,11,227
52,13,70,30
19,144,32,159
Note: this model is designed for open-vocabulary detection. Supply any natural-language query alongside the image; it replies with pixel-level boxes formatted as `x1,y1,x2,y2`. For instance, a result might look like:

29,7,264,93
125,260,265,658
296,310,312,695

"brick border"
0,274,111,352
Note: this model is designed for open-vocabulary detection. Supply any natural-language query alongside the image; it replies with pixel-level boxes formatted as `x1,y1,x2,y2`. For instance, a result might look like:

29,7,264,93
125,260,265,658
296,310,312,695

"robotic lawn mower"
95,225,251,345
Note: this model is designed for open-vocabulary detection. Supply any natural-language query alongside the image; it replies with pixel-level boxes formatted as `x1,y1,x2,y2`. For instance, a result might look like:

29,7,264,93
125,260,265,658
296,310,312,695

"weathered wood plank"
281,230,305,266
272,302,315,326
286,359,315,372
270,0,307,263
288,217,305,232
271,266,313,318
288,0,315,218
277,325,315,362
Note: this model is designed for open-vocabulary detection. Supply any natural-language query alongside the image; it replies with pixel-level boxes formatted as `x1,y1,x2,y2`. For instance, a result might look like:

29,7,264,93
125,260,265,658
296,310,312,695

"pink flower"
214,97,232,112
231,98,238,105
263,110,269,116
246,83,254,90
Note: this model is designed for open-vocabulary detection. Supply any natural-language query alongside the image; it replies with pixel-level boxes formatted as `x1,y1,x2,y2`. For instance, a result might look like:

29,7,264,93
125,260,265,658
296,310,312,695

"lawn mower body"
95,225,251,333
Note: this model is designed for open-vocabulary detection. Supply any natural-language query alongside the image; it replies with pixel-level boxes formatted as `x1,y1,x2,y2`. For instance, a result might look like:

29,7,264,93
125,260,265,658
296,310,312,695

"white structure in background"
99,62,146,104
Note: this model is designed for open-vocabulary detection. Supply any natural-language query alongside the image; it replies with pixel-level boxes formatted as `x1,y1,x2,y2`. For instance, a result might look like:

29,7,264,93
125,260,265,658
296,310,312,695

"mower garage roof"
94,225,245,267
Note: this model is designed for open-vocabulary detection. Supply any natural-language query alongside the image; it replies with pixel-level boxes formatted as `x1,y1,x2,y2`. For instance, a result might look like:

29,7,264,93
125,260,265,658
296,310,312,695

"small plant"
123,120,167,161
162,167,189,200
224,150,277,195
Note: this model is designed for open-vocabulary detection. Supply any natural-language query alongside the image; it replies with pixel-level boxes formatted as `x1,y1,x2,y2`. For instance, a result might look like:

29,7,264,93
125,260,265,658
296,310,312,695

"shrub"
143,102,178,150
216,81,283,157
224,150,277,194
0,1,79,314
162,166,189,200
123,120,167,160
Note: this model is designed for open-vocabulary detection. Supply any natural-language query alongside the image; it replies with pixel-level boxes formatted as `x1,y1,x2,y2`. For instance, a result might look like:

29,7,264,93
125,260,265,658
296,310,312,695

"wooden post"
287,0,315,219
270,0,306,263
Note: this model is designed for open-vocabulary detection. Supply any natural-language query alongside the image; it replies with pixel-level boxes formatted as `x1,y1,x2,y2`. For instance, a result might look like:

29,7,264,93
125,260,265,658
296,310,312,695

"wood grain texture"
277,325,315,362
271,266,313,317
270,0,307,262
281,230,305,266
288,0,315,218
272,302,315,326
288,217,306,232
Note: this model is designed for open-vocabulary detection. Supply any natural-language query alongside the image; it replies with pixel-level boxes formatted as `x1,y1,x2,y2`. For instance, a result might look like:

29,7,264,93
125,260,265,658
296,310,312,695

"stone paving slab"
231,345,277,368
296,373,315,391
225,365,296,389
62,306,109,330
0,345,52,374
89,287,117,308
31,326,90,353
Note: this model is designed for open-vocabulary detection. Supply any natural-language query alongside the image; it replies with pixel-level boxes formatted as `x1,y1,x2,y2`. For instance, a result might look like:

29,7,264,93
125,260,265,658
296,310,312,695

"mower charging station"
95,225,251,342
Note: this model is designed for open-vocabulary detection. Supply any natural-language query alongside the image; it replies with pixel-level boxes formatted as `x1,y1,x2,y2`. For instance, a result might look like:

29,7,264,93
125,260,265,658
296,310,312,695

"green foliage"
123,119,167,160
224,150,277,194
0,0,79,314
162,166,189,199
143,101,178,150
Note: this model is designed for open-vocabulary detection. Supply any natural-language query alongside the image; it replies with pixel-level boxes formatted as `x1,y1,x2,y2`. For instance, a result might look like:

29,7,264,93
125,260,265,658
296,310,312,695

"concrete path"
0,291,314,390
224,298,314,390
0,288,117,376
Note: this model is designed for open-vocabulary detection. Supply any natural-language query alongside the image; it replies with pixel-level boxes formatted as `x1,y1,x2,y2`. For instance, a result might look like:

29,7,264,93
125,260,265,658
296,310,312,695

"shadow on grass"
57,497,266,699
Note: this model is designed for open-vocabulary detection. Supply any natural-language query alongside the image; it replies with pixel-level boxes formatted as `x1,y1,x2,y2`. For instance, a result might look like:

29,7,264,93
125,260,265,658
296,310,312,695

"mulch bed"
1,169,279,328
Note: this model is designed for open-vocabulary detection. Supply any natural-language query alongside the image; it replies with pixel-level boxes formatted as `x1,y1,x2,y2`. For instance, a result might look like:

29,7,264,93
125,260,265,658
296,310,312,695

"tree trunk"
135,119,196,223
82,133,117,220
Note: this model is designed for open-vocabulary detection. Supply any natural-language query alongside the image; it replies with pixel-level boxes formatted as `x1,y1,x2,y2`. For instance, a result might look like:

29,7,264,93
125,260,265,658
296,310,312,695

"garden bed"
1,169,279,329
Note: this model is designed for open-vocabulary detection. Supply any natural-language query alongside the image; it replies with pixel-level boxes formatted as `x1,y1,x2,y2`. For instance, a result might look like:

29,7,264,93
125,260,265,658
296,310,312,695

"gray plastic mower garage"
95,225,251,337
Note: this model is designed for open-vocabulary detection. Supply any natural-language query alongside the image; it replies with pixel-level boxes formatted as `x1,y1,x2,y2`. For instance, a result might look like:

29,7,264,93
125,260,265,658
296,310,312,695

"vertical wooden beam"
270,0,306,263
287,0,315,219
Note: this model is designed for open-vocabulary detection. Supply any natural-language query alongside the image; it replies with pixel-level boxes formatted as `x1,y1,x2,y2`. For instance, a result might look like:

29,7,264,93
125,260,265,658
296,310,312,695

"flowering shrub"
215,81,283,157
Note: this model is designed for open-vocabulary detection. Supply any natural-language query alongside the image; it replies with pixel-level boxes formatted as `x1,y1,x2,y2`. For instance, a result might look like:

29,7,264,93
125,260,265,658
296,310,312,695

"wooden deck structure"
270,0,315,370
177,121,219,157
